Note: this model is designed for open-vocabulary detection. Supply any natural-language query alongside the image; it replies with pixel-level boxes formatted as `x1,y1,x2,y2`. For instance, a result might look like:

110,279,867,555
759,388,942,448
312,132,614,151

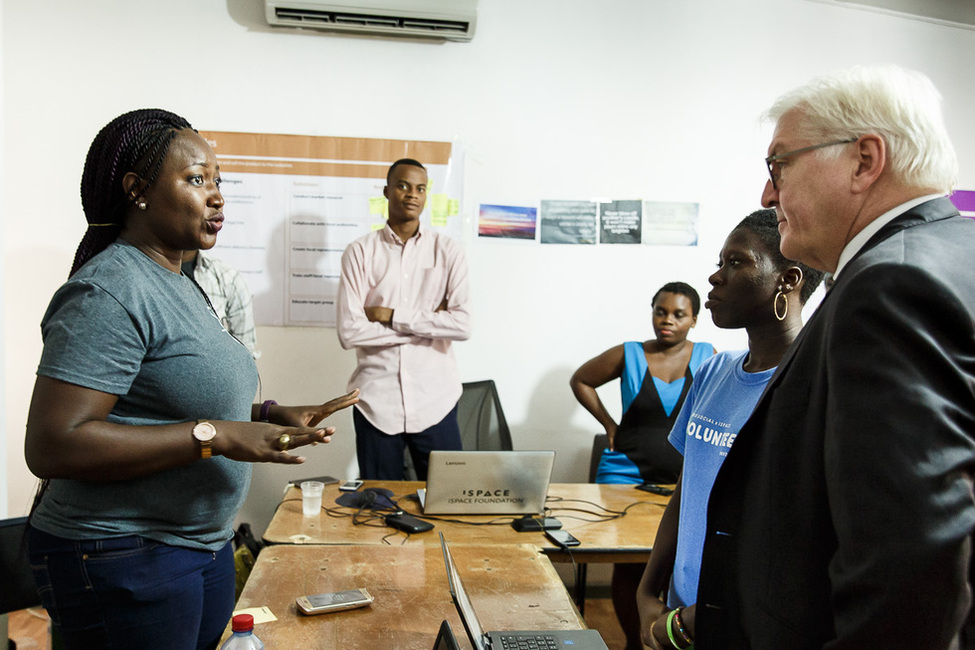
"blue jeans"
28,526,235,650
354,403,462,480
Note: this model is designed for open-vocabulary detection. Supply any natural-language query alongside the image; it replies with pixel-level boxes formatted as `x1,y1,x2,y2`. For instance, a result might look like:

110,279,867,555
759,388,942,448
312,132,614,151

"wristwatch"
192,420,217,459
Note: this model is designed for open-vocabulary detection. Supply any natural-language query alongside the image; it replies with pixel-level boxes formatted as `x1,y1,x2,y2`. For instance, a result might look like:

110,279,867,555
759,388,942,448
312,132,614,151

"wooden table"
227,544,589,649
263,481,670,610
264,481,668,563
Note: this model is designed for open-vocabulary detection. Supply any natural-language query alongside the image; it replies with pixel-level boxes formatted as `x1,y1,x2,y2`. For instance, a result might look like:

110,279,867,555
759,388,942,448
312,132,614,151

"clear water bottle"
219,614,265,649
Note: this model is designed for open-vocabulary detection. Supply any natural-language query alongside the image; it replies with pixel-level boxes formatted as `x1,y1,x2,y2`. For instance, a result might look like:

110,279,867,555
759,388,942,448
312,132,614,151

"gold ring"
278,433,292,451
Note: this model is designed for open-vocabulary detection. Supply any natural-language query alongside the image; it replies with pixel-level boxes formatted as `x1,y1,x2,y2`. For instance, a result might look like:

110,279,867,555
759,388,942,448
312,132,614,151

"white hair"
766,65,958,193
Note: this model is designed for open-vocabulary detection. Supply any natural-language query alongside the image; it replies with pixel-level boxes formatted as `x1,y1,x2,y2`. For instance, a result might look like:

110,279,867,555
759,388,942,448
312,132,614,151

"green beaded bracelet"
666,609,683,649
674,607,693,646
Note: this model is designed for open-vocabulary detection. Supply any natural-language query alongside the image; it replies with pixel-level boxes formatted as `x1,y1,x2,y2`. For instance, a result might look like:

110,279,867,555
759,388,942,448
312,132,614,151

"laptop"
439,532,608,650
417,450,555,515
433,620,463,650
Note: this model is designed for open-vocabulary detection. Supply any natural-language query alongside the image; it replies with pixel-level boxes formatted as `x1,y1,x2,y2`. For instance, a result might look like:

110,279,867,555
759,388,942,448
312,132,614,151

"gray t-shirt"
31,241,259,551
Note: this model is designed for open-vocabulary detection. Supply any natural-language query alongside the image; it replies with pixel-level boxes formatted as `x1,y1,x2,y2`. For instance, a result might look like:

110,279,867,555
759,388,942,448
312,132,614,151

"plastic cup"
300,481,325,516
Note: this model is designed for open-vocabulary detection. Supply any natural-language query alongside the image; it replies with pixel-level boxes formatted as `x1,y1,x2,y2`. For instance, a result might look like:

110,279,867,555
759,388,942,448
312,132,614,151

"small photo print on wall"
599,200,642,244
643,201,700,246
540,200,598,244
950,190,975,218
478,204,538,240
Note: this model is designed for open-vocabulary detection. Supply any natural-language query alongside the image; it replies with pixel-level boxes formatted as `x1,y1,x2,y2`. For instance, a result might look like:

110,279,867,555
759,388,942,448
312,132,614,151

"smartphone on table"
636,483,674,496
545,529,581,548
339,479,364,491
289,475,339,487
385,512,434,534
296,588,374,615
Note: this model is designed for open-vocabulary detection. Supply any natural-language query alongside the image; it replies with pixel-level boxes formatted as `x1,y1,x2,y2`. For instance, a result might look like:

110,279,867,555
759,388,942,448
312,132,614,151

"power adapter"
511,516,562,532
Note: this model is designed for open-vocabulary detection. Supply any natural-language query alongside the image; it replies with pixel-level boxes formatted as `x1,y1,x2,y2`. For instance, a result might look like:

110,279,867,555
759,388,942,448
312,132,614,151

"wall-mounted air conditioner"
264,0,477,42
805,0,975,30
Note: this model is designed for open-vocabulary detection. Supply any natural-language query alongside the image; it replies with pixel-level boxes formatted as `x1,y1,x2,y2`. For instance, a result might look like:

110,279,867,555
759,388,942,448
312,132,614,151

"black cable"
278,493,663,535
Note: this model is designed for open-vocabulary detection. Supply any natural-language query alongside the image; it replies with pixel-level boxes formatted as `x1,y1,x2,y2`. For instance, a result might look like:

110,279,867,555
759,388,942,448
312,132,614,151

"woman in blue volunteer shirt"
636,209,824,650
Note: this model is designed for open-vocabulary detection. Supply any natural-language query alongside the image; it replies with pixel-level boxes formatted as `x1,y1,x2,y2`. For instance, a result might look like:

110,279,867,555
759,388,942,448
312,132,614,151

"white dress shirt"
336,224,472,434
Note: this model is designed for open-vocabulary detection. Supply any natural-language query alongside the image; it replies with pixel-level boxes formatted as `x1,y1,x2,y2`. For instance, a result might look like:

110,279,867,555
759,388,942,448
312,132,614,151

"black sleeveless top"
613,365,693,483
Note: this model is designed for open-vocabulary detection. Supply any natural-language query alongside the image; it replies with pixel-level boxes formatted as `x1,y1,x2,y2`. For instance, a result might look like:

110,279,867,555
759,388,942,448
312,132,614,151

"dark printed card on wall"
599,199,642,244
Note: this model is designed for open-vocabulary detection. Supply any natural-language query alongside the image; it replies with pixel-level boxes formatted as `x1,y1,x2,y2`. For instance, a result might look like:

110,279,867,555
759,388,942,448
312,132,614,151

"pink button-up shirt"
336,225,472,434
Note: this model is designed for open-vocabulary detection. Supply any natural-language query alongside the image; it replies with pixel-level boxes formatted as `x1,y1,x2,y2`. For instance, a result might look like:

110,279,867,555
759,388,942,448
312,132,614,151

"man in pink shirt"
336,159,472,480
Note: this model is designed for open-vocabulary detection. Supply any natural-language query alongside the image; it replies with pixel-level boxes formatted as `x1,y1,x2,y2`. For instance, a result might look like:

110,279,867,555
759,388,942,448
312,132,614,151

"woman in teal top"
24,109,359,650
570,281,713,650
571,282,715,484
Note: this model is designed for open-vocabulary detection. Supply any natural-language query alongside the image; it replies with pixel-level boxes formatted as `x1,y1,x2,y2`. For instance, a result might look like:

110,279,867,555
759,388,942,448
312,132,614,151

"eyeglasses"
765,138,858,190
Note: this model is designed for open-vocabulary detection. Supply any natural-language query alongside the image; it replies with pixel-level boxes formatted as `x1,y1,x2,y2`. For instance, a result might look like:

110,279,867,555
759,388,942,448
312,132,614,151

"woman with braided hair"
24,109,359,649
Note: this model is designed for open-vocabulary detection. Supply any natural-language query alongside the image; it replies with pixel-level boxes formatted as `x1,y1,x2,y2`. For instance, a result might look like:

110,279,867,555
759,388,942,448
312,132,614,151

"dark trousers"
27,526,234,650
354,403,462,480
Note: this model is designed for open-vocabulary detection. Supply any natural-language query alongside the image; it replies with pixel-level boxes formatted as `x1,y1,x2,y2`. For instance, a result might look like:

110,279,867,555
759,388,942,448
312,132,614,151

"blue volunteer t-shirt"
31,240,259,551
667,350,776,607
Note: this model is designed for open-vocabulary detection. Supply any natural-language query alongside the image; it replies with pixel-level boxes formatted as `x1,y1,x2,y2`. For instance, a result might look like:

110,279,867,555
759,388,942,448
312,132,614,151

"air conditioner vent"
806,0,975,30
275,9,470,36
266,0,477,41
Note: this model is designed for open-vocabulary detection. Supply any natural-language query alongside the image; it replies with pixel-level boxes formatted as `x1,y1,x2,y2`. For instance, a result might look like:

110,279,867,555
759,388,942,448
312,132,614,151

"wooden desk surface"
263,481,668,563
230,543,587,649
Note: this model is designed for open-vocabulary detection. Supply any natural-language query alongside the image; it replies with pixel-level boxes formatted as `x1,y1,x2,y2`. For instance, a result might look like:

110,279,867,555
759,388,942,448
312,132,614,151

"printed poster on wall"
477,204,538,240
198,131,464,327
539,200,598,244
950,190,975,218
642,201,699,246
599,200,642,244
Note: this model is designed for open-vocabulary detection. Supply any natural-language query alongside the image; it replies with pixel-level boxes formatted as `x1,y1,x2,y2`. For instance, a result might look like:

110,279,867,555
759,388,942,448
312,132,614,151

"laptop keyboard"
496,634,560,649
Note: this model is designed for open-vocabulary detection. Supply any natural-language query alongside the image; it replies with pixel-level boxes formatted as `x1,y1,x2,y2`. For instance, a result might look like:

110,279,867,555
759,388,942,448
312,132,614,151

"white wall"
0,2,6,519
4,0,975,535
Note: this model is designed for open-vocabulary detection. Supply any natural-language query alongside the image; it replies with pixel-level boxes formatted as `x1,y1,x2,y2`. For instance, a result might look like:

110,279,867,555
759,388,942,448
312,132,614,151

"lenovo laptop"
433,620,463,650
439,533,608,650
417,450,555,515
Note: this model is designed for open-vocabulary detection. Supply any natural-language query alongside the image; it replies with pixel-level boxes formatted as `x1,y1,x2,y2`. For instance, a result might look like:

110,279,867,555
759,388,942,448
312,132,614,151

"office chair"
588,433,610,483
0,517,40,616
403,380,514,479
2,516,44,649
565,433,610,614
456,380,513,452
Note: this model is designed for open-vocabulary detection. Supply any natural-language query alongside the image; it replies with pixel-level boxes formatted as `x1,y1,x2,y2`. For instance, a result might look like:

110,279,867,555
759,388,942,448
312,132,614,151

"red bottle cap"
231,614,254,633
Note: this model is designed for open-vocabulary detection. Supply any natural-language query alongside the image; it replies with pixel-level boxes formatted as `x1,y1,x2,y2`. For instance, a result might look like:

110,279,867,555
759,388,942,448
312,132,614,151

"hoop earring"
774,291,788,321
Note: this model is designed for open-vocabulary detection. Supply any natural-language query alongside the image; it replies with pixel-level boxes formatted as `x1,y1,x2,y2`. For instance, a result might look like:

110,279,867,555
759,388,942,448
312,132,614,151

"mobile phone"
339,479,364,492
636,483,674,496
511,516,563,532
289,475,339,487
296,588,374,615
545,529,581,548
385,512,434,534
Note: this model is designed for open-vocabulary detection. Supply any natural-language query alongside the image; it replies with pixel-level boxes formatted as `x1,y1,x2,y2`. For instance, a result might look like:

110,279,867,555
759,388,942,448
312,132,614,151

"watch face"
193,421,217,442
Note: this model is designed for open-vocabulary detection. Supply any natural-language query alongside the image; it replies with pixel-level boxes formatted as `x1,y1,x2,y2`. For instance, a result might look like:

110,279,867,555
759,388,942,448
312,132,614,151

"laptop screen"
440,533,488,650
433,620,462,650
423,450,556,515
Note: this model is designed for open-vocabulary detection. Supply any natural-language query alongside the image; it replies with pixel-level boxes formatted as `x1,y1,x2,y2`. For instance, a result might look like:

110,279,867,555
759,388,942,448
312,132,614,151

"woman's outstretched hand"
267,388,360,427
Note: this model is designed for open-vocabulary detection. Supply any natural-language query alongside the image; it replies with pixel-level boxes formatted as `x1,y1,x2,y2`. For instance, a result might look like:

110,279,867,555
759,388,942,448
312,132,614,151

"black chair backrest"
589,434,610,483
0,516,41,614
402,380,514,480
457,380,513,451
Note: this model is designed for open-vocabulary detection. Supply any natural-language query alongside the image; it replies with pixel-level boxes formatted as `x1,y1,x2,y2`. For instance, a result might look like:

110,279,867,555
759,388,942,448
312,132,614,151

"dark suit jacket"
695,197,975,649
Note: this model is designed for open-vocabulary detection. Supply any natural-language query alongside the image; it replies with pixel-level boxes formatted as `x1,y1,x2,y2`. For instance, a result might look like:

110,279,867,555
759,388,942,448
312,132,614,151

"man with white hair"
694,66,975,648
